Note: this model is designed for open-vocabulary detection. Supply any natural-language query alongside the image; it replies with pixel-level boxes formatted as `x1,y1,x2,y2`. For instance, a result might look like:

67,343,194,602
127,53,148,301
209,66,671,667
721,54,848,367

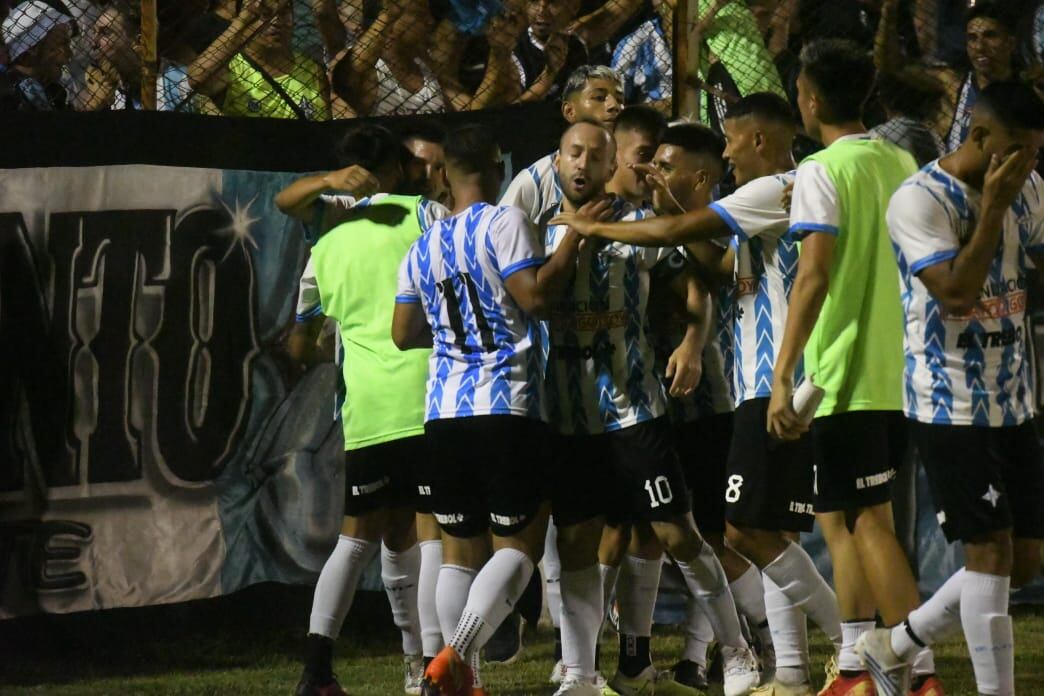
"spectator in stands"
328,0,446,115
154,0,258,113
611,0,673,113
689,0,786,131
869,73,944,167
0,0,72,110
514,0,589,102
876,0,1020,153
198,1,330,119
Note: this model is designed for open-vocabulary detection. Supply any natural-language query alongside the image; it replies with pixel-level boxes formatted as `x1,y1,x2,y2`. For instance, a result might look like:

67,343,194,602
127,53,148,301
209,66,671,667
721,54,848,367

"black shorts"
343,435,426,516
674,413,732,534
551,417,692,528
424,415,550,538
812,410,906,512
725,398,815,532
912,420,1044,543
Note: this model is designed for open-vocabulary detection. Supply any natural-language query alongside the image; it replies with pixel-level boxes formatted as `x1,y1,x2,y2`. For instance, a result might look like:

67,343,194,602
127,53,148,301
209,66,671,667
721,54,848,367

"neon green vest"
310,195,430,449
803,138,917,416
224,52,329,120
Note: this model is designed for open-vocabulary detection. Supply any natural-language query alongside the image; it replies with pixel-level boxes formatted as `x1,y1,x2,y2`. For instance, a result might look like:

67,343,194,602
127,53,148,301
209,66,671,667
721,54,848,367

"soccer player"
555,100,845,695
402,123,450,207
857,81,1044,696
288,125,449,696
391,124,600,696
543,120,760,696
606,104,668,208
501,64,623,226
765,39,927,695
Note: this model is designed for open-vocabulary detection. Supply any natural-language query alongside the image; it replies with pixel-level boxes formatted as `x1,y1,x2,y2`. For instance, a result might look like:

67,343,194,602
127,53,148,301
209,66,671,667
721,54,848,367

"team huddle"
276,36,1044,696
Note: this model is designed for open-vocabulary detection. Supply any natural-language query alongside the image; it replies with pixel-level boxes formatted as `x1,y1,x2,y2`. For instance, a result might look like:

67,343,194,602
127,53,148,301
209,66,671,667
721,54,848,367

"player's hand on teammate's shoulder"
322,165,380,198
780,182,794,212
983,146,1038,214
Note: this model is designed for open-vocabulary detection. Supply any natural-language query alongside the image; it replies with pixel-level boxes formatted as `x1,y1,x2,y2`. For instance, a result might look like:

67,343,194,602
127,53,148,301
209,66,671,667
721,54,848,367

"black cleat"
482,613,524,664
295,672,347,696
672,659,710,691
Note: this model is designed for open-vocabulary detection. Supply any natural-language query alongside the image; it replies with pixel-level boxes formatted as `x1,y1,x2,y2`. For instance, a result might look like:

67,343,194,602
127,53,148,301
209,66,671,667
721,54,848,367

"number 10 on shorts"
645,476,674,508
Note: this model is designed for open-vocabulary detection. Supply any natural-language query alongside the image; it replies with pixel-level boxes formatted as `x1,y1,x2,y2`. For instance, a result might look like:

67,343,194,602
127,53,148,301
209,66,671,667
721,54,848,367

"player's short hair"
443,124,500,174
659,123,726,176
798,39,875,124
966,0,1016,34
562,64,622,103
615,105,668,142
975,80,1044,131
401,122,446,146
724,91,796,127
335,123,408,170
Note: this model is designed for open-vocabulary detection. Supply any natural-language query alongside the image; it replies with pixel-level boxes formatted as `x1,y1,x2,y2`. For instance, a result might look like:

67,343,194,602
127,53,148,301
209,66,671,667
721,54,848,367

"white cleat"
855,628,911,696
553,676,603,696
551,659,568,685
722,645,762,696
403,654,424,695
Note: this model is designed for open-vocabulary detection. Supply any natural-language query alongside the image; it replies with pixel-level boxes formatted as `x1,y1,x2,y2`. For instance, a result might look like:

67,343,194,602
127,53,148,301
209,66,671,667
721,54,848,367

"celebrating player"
857,80,1044,696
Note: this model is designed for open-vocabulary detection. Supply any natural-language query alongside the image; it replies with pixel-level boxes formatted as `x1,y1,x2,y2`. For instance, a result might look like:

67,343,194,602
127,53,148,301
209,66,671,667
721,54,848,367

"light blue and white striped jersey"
544,199,675,434
396,203,547,422
499,152,563,226
888,161,1044,426
709,172,801,404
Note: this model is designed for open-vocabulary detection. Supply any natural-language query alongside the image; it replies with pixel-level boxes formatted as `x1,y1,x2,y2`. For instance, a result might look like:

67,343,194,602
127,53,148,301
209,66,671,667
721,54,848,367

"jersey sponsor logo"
736,276,757,297
946,290,1026,322
956,325,1023,349
550,309,630,332
854,468,896,490
351,476,390,497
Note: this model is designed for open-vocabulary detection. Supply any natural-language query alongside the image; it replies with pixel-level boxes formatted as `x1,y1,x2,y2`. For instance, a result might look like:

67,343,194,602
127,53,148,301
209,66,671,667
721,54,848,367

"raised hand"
322,165,380,197
982,147,1038,215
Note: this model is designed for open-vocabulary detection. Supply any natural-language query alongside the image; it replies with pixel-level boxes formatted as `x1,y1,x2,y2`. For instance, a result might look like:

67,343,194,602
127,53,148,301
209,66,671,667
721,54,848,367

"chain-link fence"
2,0,1043,141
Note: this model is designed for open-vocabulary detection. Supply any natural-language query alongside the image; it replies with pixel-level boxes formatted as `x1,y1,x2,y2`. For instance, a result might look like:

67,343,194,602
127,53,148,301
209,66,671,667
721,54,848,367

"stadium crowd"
2,0,1044,123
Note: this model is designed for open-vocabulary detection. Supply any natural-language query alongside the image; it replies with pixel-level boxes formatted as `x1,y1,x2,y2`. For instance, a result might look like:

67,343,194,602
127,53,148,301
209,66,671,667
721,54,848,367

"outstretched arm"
549,205,731,246
274,165,380,221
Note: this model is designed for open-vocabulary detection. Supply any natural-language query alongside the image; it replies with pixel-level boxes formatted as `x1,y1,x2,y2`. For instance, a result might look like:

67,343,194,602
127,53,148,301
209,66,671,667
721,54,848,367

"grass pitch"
3,583,1044,695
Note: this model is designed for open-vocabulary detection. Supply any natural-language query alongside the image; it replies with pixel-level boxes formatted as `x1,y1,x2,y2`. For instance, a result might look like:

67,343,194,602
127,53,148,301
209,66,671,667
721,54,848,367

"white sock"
545,524,562,629
436,564,476,644
309,536,379,637
600,562,621,619
682,595,714,666
912,647,935,678
560,564,602,681
675,542,748,649
839,620,874,672
764,573,810,686
418,540,444,657
381,543,423,657
617,555,662,636
762,541,842,651
730,563,772,648
960,570,1013,696
449,548,535,661
892,567,965,661
470,649,483,688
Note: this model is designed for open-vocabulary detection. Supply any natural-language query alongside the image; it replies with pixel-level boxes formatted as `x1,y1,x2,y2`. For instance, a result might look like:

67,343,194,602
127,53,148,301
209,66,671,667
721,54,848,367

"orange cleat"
421,646,473,696
471,689,489,696
818,671,875,696
910,674,945,696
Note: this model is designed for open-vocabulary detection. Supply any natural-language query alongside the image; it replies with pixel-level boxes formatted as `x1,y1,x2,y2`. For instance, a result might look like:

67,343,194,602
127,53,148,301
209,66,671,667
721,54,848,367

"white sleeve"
886,185,960,275
499,166,543,222
788,161,840,239
395,247,422,304
295,256,323,320
418,199,451,231
1022,173,1044,254
490,207,546,279
707,174,790,241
